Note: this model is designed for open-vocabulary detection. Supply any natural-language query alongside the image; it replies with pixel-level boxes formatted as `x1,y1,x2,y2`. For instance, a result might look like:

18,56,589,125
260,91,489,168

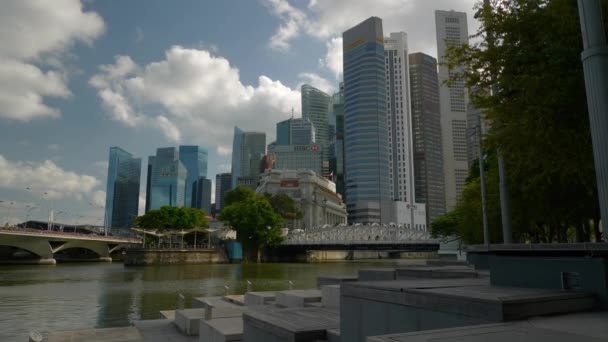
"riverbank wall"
124,248,228,266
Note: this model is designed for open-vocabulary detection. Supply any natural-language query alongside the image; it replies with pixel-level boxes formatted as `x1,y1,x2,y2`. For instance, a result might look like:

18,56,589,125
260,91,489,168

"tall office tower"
191,176,212,214
276,117,316,145
148,147,187,210
343,17,391,223
302,84,331,176
231,126,266,189
215,173,232,212
330,82,345,198
145,156,155,213
267,143,324,174
435,10,469,210
179,145,208,207
409,52,446,224
385,32,416,205
104,147,141,228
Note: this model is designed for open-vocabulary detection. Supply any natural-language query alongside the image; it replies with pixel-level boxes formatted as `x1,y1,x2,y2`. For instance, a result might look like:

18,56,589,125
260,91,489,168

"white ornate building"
256,169,348,229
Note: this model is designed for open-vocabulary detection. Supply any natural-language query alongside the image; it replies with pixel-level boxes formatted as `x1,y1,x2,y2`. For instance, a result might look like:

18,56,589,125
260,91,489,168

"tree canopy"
436,0,604,243
134,206,208,231
264,193,303,221
219,187,284,261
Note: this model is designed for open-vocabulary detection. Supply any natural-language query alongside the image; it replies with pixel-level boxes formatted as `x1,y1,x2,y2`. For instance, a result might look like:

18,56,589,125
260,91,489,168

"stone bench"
358,269,396,281
395,266,478,279
321,285,340,310
175,307,247,336
243,307,339,342
244,291,276,306
317,275,358,288
199,317,243,342
275,289,321,308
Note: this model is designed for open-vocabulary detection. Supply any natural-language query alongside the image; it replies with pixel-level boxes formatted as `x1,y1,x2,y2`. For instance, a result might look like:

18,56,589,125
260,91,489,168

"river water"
0,260,411,341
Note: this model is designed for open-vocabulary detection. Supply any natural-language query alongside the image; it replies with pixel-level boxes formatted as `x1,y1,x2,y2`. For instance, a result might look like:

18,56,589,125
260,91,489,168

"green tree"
223,186,255,207
134,206,208,230
442,0,604,243
219,194,284,262
264,193,304,221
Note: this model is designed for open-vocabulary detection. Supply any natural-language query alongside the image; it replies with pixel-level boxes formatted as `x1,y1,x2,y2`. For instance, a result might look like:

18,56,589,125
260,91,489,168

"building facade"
409,52,446,224
104,147,141,229
231,126,266,189
276,117,316,146
385,32,416,205
330,83,345,198
145,156,155,213
256,169,347,229
179,145,208,208
302,84,331,175
215,172,232,213
267,143,324,175
435,10,469,210
147,147,187,210
192,176,212,215
343,17,391,223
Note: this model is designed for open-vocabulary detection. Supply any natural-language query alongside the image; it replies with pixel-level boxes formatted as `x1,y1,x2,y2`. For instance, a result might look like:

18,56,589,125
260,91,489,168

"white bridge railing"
282,223,436,245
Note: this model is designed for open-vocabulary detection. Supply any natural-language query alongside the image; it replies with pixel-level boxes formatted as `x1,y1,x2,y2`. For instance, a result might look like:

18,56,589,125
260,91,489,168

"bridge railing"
0,227,141,243
282,224,436,245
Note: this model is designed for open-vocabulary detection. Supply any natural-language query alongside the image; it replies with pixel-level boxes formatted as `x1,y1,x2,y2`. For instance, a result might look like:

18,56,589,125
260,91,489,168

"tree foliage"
264,193,303,220
219,188,284,261
437,0,605,243
134,206,208,230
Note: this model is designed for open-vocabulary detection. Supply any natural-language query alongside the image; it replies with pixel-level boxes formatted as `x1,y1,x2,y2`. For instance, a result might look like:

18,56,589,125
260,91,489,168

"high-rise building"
267,143,324,174
148,147,187,210
215,173,232,212
231,126,266,189
385,32,416,204
302,84,330,175
343,17,391,223
276,117,316,145
409,52,446,224
192,176,212,215
104,147,141,228
330,83,345,198
178,145,208,207
435,10,469,210
145,156,155,213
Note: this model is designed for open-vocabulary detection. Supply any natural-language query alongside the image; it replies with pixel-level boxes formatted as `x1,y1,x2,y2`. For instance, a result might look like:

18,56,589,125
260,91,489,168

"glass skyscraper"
276,117,316,146
179,145,208,207
148,147,187,210
267,144,324,175
215,172,232,212
343,17,391,223
104,147,141,228
302,84,330,175
330,83,345,198
192,176,212,214
231,126,266,189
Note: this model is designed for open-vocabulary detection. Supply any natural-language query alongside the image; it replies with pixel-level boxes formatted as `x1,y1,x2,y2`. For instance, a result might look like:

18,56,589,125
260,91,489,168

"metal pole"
478,120,490,246
578,0,608,241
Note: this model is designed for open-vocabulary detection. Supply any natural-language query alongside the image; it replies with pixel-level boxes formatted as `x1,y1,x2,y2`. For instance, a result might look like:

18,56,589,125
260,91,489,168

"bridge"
0,227,141,264
276,223,439,261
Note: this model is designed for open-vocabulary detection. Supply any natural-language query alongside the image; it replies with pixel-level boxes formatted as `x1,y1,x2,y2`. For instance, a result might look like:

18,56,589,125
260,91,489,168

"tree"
134,206,208,230
219,194,284,262
265,193,303,221
442,0,604,243
223,186,255,207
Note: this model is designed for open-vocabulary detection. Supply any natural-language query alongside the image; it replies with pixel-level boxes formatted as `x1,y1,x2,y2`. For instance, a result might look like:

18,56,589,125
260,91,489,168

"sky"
0,0,478,225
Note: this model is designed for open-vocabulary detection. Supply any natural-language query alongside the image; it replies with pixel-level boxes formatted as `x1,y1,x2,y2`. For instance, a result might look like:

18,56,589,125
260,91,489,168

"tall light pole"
578,0,608,241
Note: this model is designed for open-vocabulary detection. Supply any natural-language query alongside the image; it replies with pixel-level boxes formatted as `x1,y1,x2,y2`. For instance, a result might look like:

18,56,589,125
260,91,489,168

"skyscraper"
276,117,316,146
179,145,208,207
385,32,415,204
148,147,187,210
302,84,330,176
267,143,324,174
231,126,266,189
343,17,391,223
409,52,446,224
215,173,232,212
330,83,345,198
191,176,212,215
104,147,141,228
435,10,469,210
145,155,155,213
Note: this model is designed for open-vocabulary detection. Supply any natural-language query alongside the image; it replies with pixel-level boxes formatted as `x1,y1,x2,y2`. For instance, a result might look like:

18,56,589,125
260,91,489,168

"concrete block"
199,317,243,342
322,285,340,309
358,269,396,281
317,276,358,288
244,291,276,306
176,307,247,336
395,266,477,279
327,328,341,342
47,327,142,342
276,289,321,308
193,296,242,309
134,318,199,341
243,307,339,342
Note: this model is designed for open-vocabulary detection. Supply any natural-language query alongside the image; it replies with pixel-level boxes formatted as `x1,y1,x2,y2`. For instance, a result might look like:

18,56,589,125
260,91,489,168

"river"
0,260,411,340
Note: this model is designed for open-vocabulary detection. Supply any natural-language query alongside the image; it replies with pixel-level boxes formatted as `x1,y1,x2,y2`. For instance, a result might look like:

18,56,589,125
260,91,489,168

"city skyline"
0,1,479,225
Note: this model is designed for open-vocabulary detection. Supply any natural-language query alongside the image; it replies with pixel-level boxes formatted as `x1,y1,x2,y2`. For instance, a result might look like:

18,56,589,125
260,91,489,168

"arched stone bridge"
0,228,141,264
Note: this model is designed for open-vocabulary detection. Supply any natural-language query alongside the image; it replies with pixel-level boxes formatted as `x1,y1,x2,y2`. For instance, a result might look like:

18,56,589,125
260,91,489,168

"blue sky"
0,0,477,225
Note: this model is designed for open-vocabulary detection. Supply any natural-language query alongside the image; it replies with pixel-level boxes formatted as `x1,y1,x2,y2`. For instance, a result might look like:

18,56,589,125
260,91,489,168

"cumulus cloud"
0,0,105,121
0,154,100,200
263,0,478,58
318,37,343,80
92,190,106,207
298,73,335,94
90,46,301,154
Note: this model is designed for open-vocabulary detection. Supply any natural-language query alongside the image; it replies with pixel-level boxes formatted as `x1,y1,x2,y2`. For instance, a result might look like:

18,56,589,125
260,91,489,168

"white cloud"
263,0,478,58
92,190,106,207
0,0,105,121
0,154,100,200
298,73,335,94
48,144,61,151
318,37,343,80
90,46,301,153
